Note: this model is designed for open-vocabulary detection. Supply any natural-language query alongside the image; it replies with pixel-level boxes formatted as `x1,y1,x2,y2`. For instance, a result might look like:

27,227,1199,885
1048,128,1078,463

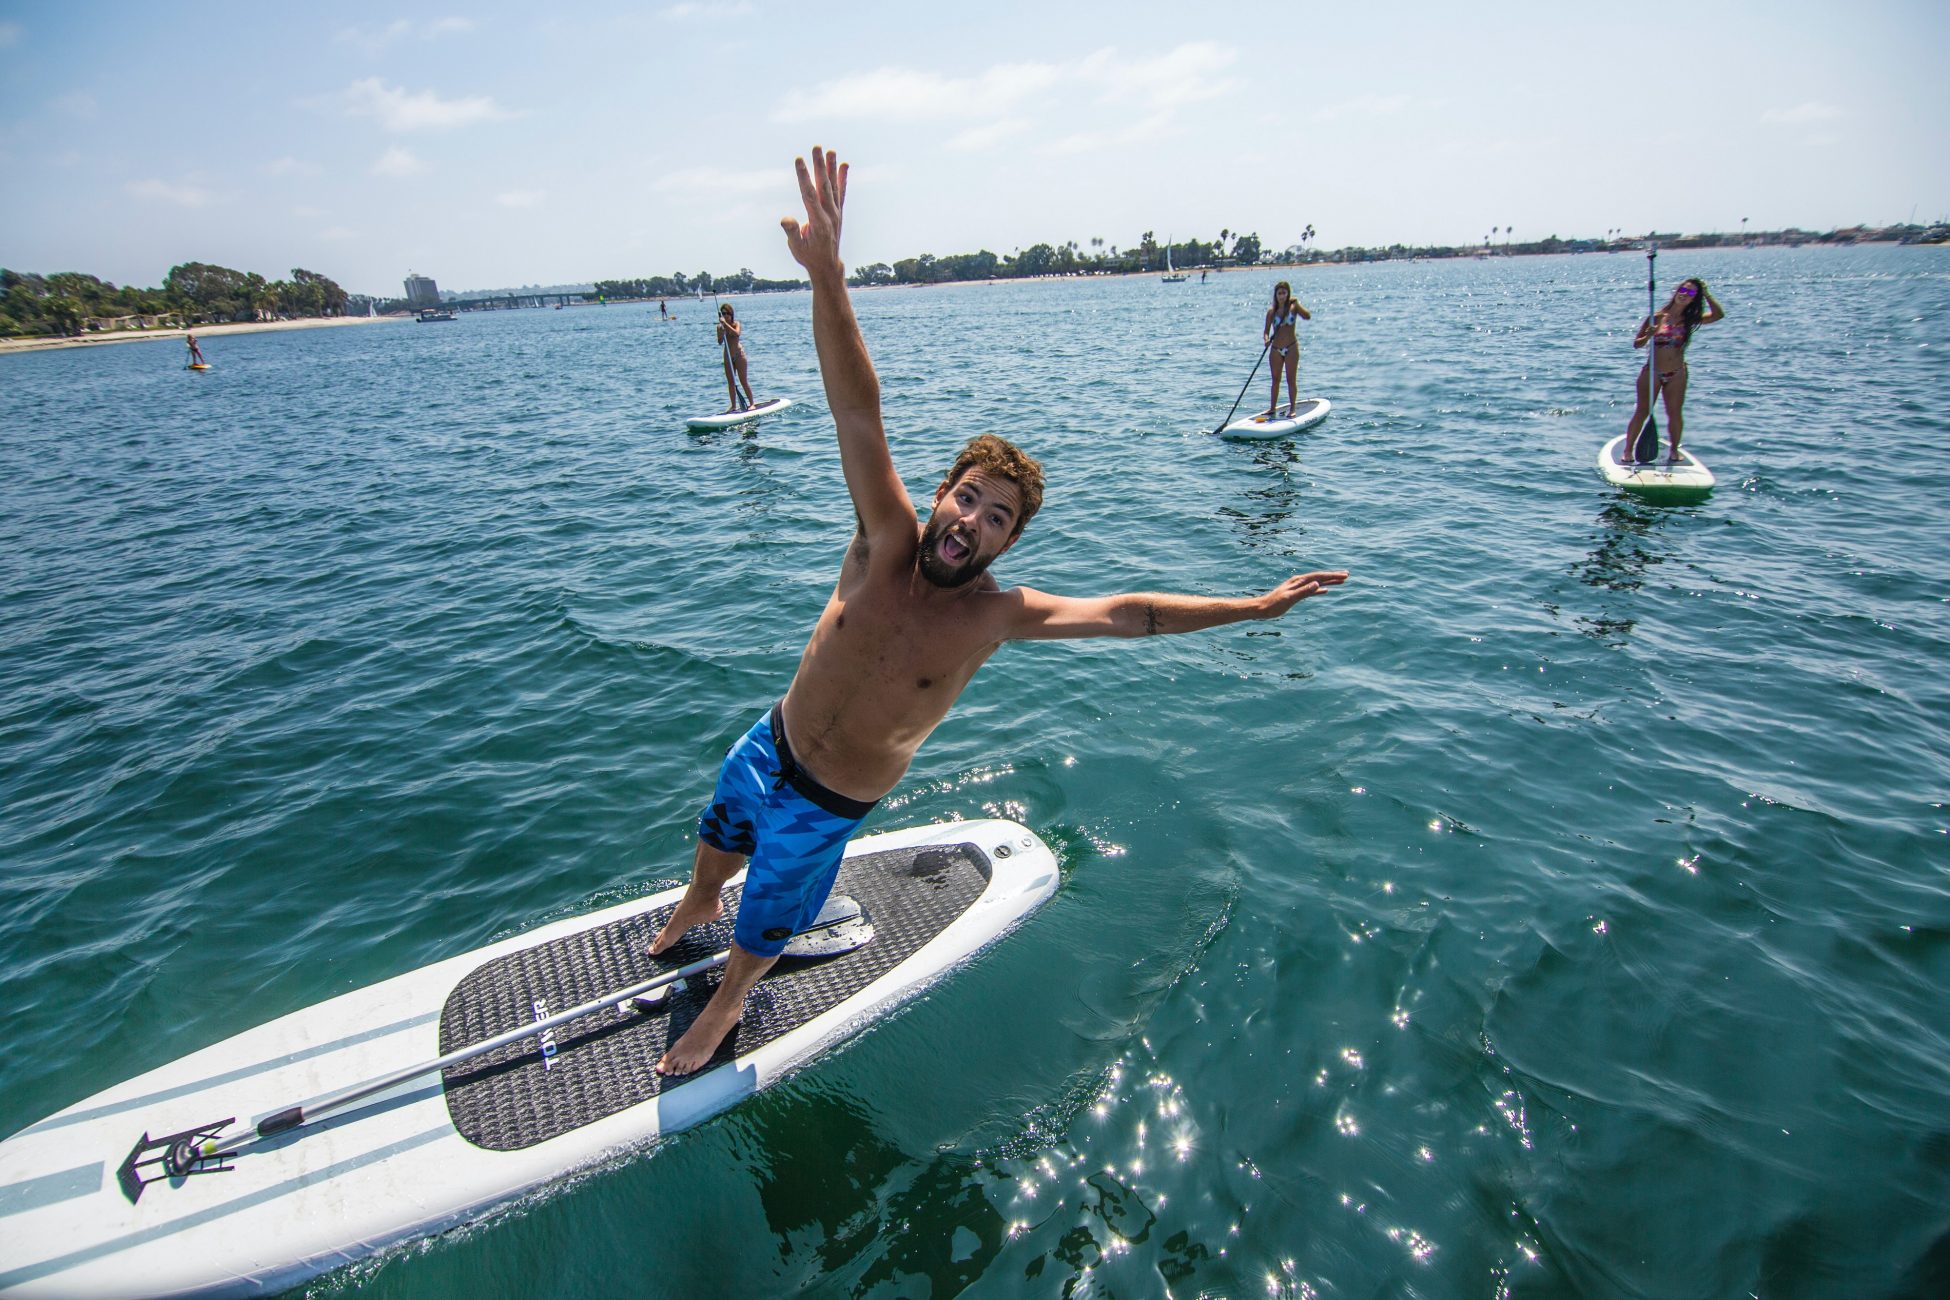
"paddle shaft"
241,904,865,1145
1214,337,1274,434
1635,244,1660,462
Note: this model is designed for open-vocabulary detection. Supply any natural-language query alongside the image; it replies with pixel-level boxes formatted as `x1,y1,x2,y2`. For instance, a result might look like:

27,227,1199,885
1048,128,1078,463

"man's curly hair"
937,434,1044,539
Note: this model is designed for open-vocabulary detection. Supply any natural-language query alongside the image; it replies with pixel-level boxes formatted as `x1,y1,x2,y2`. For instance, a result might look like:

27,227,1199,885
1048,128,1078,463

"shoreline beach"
0,314,405,356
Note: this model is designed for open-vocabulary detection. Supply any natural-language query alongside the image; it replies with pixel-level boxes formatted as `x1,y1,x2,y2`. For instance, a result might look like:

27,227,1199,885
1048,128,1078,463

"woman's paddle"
1633,243,1661,464
1213,337,1274,435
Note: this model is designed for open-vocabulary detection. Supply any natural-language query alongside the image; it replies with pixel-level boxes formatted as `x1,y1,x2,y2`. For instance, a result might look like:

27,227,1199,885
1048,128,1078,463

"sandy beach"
0,314,404,356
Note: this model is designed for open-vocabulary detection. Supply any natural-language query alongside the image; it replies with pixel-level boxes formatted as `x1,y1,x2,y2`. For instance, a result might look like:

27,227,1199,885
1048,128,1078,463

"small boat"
1161,242,1188,283
417,308,458,323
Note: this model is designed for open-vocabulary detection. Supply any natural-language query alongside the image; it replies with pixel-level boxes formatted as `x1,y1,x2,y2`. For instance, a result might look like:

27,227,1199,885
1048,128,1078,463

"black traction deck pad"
439,841,991,1151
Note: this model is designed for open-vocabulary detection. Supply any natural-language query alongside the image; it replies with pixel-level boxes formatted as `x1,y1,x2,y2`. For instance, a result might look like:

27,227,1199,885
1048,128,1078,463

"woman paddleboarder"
1262,281,1311,418
1623,277,1724,462
717,302,756,412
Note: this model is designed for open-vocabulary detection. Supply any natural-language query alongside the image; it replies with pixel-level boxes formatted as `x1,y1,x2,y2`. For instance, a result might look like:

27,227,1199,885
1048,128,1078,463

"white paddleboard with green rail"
0,819,1056,1299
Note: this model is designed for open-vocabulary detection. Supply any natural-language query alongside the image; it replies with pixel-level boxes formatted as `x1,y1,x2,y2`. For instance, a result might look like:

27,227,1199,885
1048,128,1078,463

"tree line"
589,230,1273,298
849,230,1267,287
589,267,807,301
1,263,351,337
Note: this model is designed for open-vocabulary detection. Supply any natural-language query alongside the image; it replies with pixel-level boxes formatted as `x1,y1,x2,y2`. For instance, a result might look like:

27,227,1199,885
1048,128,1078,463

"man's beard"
917,512,994,588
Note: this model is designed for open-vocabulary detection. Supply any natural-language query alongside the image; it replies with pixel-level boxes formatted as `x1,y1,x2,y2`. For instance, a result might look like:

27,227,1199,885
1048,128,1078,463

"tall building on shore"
404,273,439,309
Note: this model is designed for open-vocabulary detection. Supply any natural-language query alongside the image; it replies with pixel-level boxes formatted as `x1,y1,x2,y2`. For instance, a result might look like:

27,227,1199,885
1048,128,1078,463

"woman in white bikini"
1262,281,1311,418
717,302,756,412
1623,276,1725,462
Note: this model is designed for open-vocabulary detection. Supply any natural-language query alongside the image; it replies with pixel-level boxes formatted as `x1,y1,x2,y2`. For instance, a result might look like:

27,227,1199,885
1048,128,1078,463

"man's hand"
1257,571,1350,619
782,146,848,275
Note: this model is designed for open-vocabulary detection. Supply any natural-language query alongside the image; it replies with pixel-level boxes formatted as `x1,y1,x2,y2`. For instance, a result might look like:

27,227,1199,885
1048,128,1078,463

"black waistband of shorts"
770,701,878,820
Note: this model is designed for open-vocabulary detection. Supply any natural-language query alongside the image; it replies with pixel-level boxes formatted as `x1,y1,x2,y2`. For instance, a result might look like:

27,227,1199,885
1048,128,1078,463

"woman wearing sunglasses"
1623,277,1725,462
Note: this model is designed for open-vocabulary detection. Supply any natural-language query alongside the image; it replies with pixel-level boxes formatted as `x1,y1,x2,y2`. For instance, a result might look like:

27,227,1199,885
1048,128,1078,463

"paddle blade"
1633,414,1659,464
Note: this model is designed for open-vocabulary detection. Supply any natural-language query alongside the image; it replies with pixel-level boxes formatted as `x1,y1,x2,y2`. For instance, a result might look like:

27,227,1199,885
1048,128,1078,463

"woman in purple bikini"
1623,277,1725,462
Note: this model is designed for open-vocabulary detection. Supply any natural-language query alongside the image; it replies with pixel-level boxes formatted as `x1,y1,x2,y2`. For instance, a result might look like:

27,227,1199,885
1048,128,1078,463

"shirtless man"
651,147,1349,1075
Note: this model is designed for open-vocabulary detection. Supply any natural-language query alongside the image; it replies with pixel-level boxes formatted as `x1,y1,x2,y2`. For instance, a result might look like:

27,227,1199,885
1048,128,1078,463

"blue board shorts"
696,702,877,958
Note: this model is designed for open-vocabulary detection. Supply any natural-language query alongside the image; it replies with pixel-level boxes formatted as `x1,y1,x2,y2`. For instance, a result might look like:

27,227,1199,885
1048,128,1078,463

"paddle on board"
123,895,873,1189
1213,337,1274,435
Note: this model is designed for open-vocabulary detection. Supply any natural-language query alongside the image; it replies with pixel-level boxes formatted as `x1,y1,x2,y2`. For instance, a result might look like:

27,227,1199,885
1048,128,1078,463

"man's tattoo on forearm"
1143,602,1160,636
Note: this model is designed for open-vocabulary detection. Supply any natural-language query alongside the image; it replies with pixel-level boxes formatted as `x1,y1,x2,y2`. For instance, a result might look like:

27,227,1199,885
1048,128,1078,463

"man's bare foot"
649,889,723,956
656,1003,741,1075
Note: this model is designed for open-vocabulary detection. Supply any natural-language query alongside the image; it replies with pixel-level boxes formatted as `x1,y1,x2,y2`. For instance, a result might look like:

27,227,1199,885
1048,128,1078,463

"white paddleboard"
1219,397,1331,440
684,396,793,430
1597,434,1715,503
0,819,1056,1299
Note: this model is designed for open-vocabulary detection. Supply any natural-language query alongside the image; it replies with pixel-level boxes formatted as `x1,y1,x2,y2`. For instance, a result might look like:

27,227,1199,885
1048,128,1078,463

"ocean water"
2,245,1947,1298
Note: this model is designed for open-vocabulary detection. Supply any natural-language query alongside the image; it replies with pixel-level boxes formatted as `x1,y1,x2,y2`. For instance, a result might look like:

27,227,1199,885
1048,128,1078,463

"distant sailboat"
1162,240,1188,283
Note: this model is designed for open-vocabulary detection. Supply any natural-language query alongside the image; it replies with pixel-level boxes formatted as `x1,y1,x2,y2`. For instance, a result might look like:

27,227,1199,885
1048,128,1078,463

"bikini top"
1269,309,1299,330
1652,315,1689,348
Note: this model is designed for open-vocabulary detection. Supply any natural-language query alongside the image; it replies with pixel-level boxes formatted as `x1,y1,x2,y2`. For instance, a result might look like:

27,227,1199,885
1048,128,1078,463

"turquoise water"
2,246,1947,1297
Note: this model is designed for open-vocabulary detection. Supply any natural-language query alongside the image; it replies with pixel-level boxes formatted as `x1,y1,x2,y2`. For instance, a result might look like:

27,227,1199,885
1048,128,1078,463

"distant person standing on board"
1623,277,1724,462
186,333,207,367
660,299,669,320
645,146,1348,1076
717,302,756,411
1263,281,1311,418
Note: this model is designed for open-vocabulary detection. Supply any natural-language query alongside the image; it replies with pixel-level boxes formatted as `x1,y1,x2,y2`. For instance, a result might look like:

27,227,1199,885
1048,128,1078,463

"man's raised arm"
781,147,914,545
1002,571,1350,640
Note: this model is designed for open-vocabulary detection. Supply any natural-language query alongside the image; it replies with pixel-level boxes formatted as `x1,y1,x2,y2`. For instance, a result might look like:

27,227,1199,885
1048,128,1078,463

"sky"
2,0,1946,297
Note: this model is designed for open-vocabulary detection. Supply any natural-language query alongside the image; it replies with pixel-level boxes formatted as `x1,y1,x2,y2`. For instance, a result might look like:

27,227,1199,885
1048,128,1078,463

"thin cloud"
263,156,320,177
53,91,99,119
1042,111,1174,158
335,19,410,53
496,189,545,208
0,21,22,49
320,226,359,241
948,118,1031,152
371,146,427,177
336,18,475,53
662,1,754,18
653,165,779,196
1310,93,1413,124
341,78,515,132
771,43,1235,147
774,61,1060,123
126,178,217,207
1077,42,1236,109
1762,101,1842,125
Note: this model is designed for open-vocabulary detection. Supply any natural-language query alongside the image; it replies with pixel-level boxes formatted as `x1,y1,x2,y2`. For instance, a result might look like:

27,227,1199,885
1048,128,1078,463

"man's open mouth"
938,531,971,564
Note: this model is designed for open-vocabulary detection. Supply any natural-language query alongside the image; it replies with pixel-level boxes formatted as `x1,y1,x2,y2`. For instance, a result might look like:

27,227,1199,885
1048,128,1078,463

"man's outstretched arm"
781,146,914,547
1002,571,1350,641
